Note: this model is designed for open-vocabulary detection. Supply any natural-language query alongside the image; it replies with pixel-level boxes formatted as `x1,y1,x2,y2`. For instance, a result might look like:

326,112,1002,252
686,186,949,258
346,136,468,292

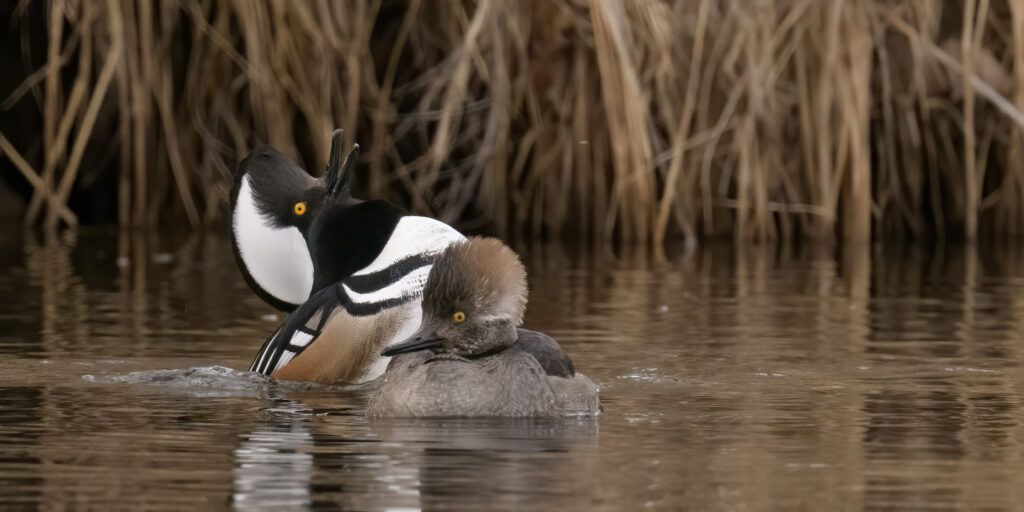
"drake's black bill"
381,335,442,357
324,129,359,199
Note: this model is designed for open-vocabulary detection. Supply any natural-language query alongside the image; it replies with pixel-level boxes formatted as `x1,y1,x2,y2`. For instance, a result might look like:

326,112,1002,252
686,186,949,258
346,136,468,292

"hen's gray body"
367,329,599,418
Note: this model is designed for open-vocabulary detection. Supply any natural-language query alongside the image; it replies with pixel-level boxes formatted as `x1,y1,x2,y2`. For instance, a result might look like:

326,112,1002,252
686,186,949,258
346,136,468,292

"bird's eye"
294,202,307,215
453,311,466,323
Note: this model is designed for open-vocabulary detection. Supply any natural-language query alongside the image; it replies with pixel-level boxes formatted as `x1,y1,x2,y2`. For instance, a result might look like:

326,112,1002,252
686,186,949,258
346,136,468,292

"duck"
230,131,465,383
366,237,600,417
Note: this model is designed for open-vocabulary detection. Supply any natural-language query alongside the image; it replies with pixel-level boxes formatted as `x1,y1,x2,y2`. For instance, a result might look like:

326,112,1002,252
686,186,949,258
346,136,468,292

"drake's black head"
231,131,408,311
230,131,364,311
240,147,326,229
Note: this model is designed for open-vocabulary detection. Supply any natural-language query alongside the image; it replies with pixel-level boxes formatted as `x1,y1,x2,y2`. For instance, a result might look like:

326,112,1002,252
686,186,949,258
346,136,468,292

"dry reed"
4,0,1024,244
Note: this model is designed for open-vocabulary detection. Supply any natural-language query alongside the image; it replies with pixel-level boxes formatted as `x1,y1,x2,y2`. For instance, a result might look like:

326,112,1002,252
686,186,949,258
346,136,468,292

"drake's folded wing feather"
512,328,576,378
249,286,340,375
249,254,436,376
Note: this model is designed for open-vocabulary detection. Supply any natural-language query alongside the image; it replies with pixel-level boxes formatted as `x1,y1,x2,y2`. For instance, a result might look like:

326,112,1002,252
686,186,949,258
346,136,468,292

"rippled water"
4,228,1024,510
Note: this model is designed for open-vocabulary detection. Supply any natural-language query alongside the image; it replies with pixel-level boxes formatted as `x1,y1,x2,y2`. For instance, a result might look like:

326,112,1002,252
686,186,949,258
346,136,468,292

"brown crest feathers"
423,237,528,323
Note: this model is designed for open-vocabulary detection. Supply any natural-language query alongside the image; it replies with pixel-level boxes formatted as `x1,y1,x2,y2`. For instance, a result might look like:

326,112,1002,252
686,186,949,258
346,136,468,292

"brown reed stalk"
1005,0,1024,238
5,0,1024,245
962,0,978,241
654,0,707,248
24,0,65,226
0,134,77,225
841,2,872,243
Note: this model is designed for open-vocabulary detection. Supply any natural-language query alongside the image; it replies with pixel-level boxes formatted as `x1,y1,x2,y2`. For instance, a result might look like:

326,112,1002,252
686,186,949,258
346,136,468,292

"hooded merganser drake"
231,131,464,383
366,237,600,417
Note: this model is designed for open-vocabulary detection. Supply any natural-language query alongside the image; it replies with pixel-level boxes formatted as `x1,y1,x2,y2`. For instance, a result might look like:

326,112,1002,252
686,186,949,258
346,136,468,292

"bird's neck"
458,321,518,358
307,201,404,290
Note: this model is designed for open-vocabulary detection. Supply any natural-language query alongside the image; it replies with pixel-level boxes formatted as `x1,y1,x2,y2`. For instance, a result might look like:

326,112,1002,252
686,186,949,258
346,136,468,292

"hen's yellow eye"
453,311,466,323
294,202,307,215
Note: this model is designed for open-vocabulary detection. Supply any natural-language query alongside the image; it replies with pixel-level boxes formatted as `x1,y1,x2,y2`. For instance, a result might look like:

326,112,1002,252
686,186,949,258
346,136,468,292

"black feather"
509,328,576,378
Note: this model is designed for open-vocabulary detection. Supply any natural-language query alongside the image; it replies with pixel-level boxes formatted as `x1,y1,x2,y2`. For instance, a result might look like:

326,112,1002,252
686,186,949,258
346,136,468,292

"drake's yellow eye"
453,311,466,323
294,202,307,215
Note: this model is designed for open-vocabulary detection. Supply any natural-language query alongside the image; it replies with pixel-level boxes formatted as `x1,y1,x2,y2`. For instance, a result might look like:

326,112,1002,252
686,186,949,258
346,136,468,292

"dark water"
3,228,1024,510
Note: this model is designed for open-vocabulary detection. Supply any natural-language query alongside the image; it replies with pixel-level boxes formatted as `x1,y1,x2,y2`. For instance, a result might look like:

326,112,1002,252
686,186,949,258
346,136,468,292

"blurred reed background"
2,0,1024,245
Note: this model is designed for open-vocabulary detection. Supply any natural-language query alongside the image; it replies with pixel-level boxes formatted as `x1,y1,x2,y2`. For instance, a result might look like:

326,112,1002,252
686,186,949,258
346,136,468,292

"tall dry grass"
3,0,1024,244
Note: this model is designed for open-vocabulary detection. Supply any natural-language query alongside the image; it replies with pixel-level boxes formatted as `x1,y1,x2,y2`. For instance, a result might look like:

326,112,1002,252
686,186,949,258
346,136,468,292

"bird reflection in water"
230,392,598,510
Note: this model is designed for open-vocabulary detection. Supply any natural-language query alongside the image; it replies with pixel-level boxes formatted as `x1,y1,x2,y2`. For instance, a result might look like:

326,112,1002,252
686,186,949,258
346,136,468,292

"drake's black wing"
512,328,576,378
249,285,341,375
249,264,429,376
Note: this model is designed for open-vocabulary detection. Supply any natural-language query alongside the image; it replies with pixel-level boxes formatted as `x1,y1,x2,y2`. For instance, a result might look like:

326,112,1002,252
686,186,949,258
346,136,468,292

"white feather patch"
342,265,431,304
289,332,314,348
353,216,465,276
233,177,314,306
274,351,296,369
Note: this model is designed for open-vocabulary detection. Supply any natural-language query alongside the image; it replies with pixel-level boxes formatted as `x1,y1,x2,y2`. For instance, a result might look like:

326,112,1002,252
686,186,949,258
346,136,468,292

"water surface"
2,228,1024,510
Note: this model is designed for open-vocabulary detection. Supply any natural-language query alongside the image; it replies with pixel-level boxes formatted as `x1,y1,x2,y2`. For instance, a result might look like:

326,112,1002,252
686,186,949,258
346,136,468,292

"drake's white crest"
352,216,465,276
233,176,314,307
341,216,464,306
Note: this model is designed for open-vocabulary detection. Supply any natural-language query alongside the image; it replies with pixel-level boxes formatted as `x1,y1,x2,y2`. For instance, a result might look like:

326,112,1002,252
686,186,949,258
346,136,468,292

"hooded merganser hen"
366,237,600,417
231,131,464,383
